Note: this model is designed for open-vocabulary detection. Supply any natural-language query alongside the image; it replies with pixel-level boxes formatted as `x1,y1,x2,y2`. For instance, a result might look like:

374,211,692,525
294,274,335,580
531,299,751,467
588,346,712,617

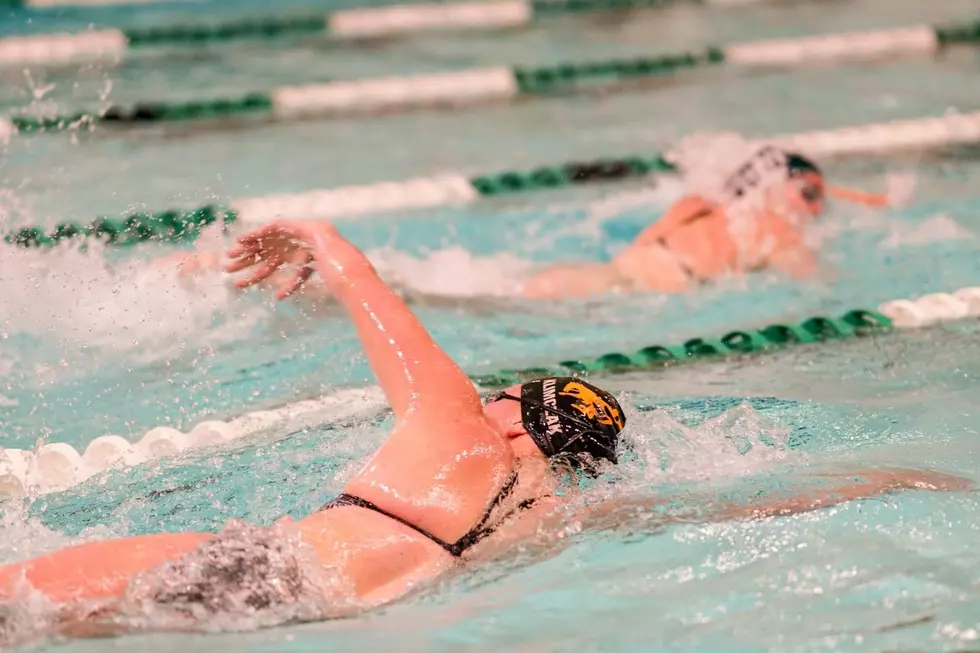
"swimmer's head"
483,377,625,473
783,152,825,218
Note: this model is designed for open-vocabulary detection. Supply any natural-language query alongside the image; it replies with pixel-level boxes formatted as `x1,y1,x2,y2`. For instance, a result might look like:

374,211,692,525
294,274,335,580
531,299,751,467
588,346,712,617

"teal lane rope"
4,18,980,132
469,308,893,388
6,110,980,248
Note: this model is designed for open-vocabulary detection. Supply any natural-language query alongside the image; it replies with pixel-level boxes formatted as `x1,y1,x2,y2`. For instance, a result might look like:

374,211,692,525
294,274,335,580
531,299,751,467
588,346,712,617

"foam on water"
368,246,533,298
364,183,684,300
878,213,975,250
0,235,266,364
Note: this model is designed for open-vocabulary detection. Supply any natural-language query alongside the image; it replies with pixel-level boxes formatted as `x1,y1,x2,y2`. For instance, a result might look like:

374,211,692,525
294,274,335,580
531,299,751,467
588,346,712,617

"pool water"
2,0,980,650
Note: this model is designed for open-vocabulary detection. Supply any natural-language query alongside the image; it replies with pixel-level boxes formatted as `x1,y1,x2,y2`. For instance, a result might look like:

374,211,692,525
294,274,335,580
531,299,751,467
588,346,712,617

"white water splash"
878,213,974,250
0,238,266,362
0,503,120,565
366,246,533,299
626,401,794,485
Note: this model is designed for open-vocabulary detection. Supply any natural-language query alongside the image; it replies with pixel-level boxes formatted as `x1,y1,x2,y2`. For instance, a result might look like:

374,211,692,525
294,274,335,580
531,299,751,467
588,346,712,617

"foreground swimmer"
0,220,969,644
522,145,895,299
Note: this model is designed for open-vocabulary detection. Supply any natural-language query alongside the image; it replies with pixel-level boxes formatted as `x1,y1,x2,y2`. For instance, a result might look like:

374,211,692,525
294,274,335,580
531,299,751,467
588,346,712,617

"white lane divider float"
879,287,980,328
0,386,386,499
329,0,532,39
1,287,978,499
0,29,128,66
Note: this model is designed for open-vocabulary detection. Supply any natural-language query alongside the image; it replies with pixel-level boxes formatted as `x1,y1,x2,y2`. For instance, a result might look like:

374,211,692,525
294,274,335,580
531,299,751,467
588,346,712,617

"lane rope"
5,111,980,248
1,286,977,498
3,19,979,124
0,0,903,60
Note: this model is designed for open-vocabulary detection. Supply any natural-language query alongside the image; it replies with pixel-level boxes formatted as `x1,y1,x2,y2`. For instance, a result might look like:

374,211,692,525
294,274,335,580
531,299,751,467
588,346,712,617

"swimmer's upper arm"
308,225,485,424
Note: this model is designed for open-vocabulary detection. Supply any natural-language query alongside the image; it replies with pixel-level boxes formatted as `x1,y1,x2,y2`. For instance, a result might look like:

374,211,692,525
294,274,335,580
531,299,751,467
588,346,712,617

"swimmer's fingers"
225,249,261,273
234,255,284,289
235,222,308,247
275,265,315,300
275,251,315,300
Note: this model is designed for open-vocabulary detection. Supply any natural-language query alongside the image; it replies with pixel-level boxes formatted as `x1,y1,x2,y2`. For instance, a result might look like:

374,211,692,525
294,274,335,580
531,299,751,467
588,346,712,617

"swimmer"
522,145,896,299
0,219,968,643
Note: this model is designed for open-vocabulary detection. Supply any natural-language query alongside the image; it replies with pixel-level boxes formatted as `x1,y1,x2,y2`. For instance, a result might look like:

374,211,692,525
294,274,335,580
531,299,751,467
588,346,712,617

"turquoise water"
2,0,980,650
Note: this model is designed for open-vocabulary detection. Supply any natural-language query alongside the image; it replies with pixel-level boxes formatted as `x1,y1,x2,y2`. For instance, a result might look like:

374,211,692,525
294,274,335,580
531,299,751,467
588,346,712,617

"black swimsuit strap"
444,472,522,556
320,472,530,558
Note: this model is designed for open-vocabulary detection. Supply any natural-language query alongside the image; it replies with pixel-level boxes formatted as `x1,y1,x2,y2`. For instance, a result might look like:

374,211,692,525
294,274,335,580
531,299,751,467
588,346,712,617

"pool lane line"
0,0,911,61
3,0,191,7
2,286,977,499
5,111,980,249
2,19,979,123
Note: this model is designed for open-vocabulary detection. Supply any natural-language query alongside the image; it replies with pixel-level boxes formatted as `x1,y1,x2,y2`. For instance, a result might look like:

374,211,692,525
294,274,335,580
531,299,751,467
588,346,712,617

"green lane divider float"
4,18,979,133
4,205,238,248
470,309,894,388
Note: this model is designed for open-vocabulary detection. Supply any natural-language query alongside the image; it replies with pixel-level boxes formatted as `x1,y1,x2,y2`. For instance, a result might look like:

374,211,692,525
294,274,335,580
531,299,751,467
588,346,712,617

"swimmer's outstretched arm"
827,185,891,208
707,468,972,521
581,468,972,529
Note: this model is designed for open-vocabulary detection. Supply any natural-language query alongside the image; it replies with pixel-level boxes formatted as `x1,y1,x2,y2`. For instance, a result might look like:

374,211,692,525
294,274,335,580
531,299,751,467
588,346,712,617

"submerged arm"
702,469,972,521
580,468,973,530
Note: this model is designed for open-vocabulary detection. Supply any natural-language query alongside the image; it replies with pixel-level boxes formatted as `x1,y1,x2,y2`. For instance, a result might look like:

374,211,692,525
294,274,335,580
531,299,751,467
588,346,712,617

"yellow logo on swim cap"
559,381,624,430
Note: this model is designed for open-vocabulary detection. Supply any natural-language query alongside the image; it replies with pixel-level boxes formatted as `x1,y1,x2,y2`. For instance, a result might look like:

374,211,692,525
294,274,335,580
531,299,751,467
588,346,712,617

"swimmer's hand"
226,221,338,299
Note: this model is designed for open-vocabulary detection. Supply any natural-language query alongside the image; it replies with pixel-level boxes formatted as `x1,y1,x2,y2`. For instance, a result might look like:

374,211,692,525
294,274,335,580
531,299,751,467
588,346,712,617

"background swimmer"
149,140,906,304
0,219,971,646
522,144,898,299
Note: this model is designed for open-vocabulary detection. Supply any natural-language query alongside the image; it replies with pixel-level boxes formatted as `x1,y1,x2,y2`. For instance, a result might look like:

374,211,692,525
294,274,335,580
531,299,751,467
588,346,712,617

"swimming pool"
2,0,980,649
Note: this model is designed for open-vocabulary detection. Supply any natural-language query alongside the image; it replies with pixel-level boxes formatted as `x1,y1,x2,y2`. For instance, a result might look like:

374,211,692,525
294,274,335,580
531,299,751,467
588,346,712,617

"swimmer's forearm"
306,226,482,419
583,469,971,528
705,469,972,522
827,185,891,208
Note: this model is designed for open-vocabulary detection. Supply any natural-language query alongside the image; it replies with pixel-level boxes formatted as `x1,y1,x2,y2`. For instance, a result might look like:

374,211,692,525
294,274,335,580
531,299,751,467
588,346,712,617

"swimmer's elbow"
770,248,818,279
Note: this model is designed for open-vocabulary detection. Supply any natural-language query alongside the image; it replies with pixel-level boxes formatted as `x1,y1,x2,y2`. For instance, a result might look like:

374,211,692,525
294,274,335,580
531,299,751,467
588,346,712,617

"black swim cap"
517,377,625,466
786,152,822,178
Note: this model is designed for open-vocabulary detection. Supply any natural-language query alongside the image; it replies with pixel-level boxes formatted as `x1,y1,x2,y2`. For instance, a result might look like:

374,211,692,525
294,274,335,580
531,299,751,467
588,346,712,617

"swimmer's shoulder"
669,194,718,218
